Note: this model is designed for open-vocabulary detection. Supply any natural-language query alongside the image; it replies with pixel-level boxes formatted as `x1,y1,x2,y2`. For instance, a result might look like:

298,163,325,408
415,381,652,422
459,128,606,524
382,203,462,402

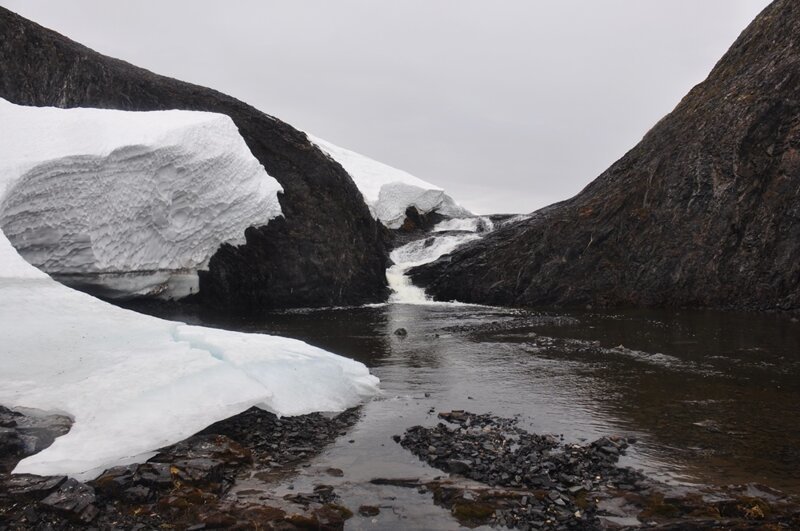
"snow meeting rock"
311,136,471,229
0,102,379,480
0,98,282,299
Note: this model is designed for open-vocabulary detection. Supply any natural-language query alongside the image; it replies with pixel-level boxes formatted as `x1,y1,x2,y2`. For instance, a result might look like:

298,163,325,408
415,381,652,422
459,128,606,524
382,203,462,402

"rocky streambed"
2,403,799,530
399,411,642,528
4,300,800,530
395,411,800,529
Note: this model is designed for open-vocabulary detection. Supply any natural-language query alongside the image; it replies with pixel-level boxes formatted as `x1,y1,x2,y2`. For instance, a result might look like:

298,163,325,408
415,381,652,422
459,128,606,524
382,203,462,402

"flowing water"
129,216,800,528
387,234,480,303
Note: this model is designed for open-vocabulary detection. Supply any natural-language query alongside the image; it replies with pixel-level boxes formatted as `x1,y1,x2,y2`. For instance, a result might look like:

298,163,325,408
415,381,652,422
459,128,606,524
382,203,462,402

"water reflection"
124,300,800,495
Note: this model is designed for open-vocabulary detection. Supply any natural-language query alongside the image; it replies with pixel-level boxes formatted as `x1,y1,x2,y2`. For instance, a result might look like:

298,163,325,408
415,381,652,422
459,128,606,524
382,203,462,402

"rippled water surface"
151,302,800,503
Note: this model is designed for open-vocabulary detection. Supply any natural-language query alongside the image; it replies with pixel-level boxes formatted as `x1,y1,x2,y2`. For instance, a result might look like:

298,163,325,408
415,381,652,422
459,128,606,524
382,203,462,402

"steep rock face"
411,0,800,312
0,7,389,310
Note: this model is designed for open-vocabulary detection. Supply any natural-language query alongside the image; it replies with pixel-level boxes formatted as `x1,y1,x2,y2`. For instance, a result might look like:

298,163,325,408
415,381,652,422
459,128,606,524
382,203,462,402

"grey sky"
1,1,772,214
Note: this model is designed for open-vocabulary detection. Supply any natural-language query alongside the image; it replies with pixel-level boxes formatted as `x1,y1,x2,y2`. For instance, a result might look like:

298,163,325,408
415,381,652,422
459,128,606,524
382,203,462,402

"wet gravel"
397,411,800,530
399,411,642,529
2,406,799,530
0,406,71,475
441,314,582,337
0,406,362,530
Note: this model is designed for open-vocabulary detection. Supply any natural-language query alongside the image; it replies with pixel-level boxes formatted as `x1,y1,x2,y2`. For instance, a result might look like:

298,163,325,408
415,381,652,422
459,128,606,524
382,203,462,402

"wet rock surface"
441,313,582,337
0,6,389,311
394,411,800,529
400,411,642,528
406,411,639,493
0,474,99,529
0,406,362,530
411,0,800,313
195,406,362,477
1,405,799,529
0,406,71,474
388,206,448,247
38,479,98,524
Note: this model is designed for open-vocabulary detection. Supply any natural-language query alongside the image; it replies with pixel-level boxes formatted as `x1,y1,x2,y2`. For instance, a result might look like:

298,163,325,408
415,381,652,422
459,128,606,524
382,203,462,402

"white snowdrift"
310,136,470,229
0,229,378,480
0,101,379,480
0,98,282,298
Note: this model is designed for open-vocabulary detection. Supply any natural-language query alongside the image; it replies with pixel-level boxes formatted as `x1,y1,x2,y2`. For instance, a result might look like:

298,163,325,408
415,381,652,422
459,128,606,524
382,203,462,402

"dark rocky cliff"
411,0,800,312
0,7,389,311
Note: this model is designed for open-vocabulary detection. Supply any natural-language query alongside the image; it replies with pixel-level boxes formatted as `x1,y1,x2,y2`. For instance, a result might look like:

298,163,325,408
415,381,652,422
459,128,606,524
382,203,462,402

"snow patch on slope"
309,136,470,229
0,98,282,298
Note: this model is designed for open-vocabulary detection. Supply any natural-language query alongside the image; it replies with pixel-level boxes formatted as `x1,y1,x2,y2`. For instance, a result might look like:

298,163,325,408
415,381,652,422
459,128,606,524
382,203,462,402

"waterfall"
387,216,495,304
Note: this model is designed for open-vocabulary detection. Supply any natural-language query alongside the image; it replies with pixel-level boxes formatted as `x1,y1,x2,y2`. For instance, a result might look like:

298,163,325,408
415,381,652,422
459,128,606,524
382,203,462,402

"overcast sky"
2,1,772,214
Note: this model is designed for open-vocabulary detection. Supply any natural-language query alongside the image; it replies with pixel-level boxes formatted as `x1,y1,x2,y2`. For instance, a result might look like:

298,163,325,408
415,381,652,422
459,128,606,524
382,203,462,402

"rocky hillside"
412,0,800,312
0,7,389,311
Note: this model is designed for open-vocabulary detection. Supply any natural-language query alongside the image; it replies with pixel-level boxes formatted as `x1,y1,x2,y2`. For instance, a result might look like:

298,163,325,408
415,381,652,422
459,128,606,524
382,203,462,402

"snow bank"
0,101,379,479
0,98,282,298
310,136,470,229
0,229,378,479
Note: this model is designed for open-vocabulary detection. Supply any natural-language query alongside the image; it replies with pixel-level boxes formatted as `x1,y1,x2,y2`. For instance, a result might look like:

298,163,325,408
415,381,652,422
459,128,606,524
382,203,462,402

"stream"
128,216,800,529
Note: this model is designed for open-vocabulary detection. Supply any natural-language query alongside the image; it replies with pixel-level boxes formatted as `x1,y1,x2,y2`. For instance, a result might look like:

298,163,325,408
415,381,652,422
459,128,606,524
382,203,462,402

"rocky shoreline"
3,405,799,530
397,411,800,529
399,411,641,528
0,406,363,530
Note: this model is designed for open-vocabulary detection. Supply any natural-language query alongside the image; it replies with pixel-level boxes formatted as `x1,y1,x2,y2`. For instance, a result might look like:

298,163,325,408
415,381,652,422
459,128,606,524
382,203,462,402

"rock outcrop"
0,7,389,310
412,0,800,312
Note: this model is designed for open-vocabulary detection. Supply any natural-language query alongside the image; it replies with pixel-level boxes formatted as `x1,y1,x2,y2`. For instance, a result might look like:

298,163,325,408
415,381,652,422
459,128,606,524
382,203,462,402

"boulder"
39,478,98,523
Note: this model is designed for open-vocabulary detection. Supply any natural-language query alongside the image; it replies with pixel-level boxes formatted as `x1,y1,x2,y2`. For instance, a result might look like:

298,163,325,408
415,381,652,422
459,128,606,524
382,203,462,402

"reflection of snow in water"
387,216,494,304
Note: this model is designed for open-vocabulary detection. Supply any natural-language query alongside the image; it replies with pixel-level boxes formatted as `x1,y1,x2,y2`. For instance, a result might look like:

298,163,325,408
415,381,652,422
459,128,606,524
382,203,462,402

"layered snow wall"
0,98,282,298
310,136,470,229
0,100,379,479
